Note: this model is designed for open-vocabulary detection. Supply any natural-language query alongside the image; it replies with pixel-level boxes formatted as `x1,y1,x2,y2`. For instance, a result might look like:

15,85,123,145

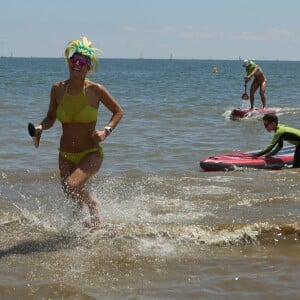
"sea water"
0,57,300,299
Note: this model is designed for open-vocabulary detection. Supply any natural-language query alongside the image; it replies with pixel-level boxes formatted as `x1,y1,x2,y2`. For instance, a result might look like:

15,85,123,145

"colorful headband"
64,36,103,73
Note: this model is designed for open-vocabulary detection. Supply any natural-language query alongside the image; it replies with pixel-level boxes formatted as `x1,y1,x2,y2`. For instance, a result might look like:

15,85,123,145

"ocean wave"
1,211,299,260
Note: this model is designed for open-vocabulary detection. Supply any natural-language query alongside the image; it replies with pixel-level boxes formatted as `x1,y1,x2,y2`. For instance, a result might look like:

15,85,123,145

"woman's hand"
35,124,43,136
91,130,107,143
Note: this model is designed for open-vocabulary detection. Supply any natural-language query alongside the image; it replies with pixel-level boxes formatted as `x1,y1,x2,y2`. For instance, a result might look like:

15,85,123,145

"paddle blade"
242,93,249,100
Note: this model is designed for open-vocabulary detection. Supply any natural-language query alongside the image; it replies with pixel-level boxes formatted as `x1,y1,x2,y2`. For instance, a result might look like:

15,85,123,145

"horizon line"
1,56,300,62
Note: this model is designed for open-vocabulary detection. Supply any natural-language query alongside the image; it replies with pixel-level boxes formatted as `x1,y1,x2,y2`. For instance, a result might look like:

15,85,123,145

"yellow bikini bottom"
59,147,104,165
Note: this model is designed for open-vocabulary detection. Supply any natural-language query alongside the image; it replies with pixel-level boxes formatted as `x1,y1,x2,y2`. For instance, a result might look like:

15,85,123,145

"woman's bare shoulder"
86,80,103,88
50,80,68,101
86,80,107,94
52,80,68,90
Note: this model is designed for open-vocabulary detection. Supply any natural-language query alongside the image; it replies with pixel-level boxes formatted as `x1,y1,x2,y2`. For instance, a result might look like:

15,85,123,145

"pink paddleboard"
230,108,276,120
200,146,294,171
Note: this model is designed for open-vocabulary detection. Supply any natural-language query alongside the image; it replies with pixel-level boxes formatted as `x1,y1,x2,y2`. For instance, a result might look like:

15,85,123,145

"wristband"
104,126,113,135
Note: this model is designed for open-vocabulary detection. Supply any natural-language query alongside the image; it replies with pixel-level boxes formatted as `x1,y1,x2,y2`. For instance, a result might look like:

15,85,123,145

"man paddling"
243,59,267,110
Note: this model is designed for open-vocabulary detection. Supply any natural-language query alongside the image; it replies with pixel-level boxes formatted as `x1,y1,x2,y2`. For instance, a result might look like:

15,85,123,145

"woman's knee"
62,177,82,197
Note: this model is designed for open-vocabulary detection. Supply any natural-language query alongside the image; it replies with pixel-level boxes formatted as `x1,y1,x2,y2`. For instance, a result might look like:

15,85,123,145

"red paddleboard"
200,146,294,171
230,108,276,120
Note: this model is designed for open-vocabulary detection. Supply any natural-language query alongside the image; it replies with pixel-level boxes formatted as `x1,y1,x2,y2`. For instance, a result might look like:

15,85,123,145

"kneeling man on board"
253,114,300,168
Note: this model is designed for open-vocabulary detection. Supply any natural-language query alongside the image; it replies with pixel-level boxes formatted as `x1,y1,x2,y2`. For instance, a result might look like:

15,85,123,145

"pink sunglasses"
69,56,90,66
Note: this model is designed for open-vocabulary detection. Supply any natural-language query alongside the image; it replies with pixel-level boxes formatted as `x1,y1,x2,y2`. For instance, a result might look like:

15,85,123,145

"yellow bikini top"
56,84,98,123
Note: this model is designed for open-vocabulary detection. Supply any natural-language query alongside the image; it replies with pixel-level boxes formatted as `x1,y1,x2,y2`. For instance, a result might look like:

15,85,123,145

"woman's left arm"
97,84,124,130
91,83,124,143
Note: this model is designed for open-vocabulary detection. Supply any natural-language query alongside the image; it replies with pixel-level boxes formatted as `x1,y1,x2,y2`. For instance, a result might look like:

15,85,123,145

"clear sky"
1,0,300,60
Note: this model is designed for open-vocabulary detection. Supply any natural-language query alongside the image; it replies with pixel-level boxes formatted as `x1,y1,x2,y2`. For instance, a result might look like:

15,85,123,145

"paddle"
241,82,249,100
28,122,41,148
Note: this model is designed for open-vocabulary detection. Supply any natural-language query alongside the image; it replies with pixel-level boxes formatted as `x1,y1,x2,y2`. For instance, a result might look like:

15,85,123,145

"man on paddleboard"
253,114,300,168
243,59,267,110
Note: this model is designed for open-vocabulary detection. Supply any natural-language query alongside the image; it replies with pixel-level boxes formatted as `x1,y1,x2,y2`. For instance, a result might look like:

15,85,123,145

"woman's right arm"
245,65,259,81
36,84,59,132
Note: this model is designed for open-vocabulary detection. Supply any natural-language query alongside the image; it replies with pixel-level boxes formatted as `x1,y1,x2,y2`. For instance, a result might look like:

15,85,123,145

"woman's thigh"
59,151,103,188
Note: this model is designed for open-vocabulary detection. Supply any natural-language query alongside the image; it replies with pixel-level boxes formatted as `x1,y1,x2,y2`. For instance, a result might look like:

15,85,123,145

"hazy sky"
1,0,300,60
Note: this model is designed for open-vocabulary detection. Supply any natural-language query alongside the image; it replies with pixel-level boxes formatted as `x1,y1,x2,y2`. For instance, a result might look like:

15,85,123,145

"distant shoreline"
1,56,299,62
